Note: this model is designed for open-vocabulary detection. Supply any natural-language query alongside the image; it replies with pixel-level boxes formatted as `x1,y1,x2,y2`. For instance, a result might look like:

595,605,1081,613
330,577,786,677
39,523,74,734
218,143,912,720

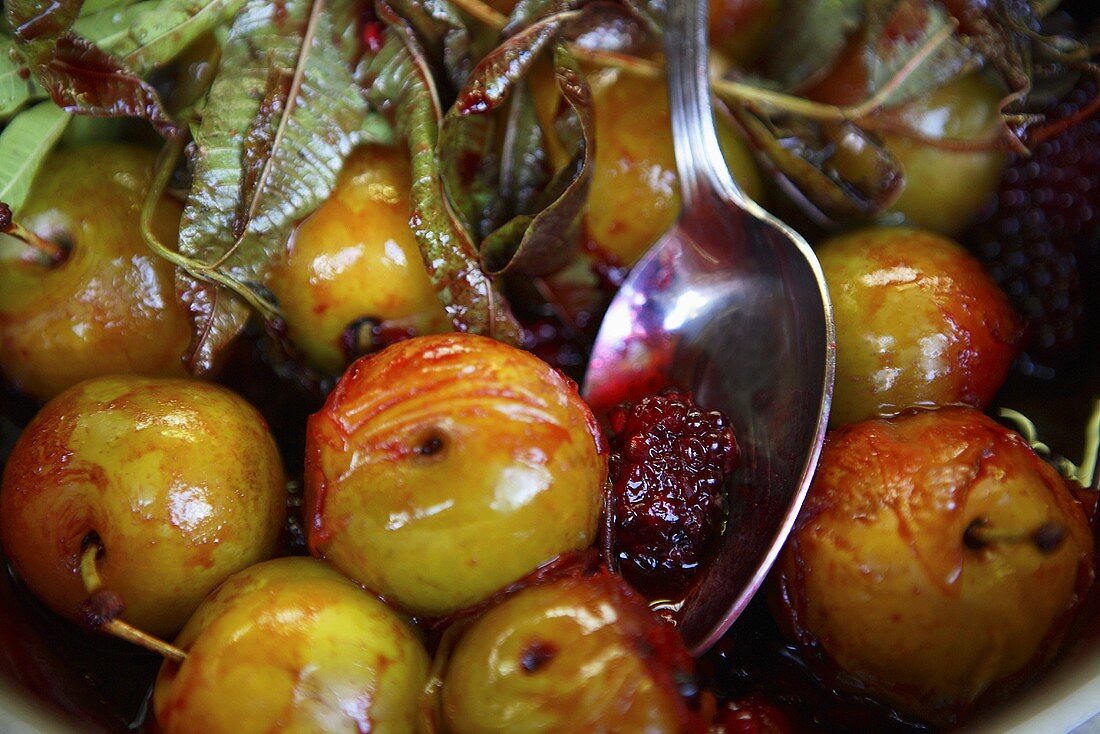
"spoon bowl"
582,0,835,654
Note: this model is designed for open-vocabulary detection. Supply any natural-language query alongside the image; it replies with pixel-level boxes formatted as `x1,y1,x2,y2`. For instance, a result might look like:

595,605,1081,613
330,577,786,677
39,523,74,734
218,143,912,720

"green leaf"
734,106,903,225
0,101,70,213
386,0,474,90
177,0,368,372
81,0,144,14
763,0,863,91
365,3,519,342
864,0,977,108
0,39,37,117
122,0,248,73
71,2,158,54
479,43,594,276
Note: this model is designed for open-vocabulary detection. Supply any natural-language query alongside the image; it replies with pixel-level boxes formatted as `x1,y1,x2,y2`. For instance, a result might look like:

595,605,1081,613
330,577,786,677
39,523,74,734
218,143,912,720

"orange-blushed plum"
436,570,703,734
0,376,286,638
0,145,191,400
772,407,1094,726
153,558,429,734
818,226,1019,427
305,333,607,616
583,69,765,266
266,144,451,375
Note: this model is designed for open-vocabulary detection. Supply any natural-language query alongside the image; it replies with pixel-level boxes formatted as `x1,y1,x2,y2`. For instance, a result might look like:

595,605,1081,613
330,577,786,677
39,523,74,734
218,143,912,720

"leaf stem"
204,0,329,272
140,135,281,322
79,544,188,664
450,0,1002,151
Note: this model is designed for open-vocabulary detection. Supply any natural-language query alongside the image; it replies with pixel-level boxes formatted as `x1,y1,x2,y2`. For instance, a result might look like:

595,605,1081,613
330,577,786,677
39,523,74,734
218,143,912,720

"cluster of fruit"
0,0,1099,732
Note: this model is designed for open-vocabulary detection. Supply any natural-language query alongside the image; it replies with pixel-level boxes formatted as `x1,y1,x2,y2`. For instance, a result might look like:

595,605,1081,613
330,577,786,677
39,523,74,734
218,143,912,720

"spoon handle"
666,0,746,209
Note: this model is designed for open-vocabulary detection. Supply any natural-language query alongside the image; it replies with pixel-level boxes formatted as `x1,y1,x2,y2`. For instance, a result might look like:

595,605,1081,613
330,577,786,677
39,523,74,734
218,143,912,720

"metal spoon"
582,0,836,654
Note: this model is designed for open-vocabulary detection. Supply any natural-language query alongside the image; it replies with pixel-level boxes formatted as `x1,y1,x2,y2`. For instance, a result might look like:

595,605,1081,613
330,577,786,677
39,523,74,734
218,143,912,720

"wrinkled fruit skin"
0,144,190,400
606,389,739,599
0,376,286,638
773,407,1094,726
438,570,702,734
305,333,607,616
267,144,451,375
153,557,429,734
583,68,764,266
819,226,1019,427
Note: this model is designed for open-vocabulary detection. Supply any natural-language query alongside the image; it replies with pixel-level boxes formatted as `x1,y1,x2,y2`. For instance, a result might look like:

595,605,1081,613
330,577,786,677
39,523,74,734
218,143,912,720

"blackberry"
606,389,740,599
967,78,1100,376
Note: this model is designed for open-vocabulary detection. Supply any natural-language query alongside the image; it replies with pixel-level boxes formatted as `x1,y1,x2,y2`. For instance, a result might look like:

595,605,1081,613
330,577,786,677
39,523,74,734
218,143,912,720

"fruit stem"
79,544,188,664
1080,399,1100,491
963,518,1068,554
445,0,1009,151
0,202,68,266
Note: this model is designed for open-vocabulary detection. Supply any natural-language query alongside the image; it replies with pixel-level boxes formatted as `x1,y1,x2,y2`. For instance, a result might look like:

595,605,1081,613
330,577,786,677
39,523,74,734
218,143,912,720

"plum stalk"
79,543,188,663
0,202,68,266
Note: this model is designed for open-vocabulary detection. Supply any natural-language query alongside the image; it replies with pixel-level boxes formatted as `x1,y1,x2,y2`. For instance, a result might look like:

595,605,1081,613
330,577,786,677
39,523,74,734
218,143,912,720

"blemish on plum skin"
519,639,558,674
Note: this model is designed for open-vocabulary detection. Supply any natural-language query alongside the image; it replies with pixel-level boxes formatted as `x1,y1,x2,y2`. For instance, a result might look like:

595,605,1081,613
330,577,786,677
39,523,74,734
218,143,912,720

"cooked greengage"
819,226,1019,427
809,55,1006,236
772,407,1094,725
435,570,702,733
882,73,1008,236
153,557,429,733
606,389,739,598
0,376,286,638
267,144,451,375
584,69,764,266
305,333,607,616
0,144,190,400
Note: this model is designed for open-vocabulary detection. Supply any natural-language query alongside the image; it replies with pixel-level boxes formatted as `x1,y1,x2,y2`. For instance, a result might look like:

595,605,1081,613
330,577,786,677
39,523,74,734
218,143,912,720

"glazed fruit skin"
772,407,1094,726
0,144,190,400
883,74,1007,235
437,570,701,734
583,68,765,266
0,376,286,638
819,226,1019,427
267,144,451,375
305,333,607,616
153,557,429,734
809,62,1006,236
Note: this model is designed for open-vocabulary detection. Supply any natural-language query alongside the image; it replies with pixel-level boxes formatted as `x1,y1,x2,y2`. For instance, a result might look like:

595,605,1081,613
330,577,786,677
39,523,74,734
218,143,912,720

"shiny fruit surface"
882,73,1008,235
0,376,286,638
819,226,1019,427
153,557,429,734
810,60,1006,236
305,333,607,616
0,144,190,400
773,407,1094,725
584,68,764,266
437,570,701,734
267,144,451,375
